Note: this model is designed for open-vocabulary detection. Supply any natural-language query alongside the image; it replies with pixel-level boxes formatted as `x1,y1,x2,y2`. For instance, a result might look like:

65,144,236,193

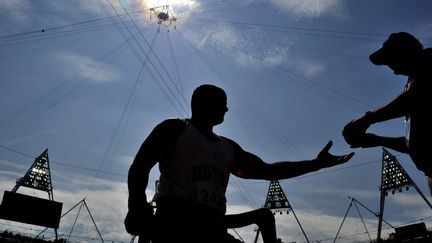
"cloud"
386,193,432,219
297,183,379,201
53,51,120,84
112,154,134,167
287,56,325,78
190,23,326,77
51,174,159,242
55,182,130,242
204,24,291,67
0,159,29,175
269,0,346,19
0,0,31,25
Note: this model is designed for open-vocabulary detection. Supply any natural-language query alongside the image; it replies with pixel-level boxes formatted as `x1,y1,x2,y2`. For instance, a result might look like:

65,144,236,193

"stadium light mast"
1,149,62,240
12,148,54,200
376,148,432,241
254,180,309,243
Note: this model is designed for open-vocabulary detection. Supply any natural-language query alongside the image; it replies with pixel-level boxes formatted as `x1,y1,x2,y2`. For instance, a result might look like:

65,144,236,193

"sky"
1,0,432,242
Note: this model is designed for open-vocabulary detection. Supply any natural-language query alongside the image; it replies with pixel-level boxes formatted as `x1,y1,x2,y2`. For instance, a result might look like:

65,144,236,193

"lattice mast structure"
376,148,432,241
12,148,54,200
254,180,309,243
8,149,60,239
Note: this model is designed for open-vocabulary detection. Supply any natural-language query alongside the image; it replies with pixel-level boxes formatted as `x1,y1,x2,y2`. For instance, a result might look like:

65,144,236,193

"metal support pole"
353,201,372,242
253,228,260,243
83,199,104,243
376,188,386,242
333,198,353,243
290,207,310,243
67,200,84,242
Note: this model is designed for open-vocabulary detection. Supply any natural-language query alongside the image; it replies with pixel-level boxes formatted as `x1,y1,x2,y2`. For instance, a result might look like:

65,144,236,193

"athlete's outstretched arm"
232,140,354,180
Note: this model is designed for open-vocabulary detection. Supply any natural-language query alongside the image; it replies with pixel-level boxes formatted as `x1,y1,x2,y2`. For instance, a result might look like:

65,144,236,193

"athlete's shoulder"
219,136,242,151
155,118,187,132
158,118,187,126
146,118,188,150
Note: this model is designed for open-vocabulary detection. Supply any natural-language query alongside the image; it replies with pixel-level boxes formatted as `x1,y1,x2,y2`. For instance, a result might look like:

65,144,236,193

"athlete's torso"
157,122,235,213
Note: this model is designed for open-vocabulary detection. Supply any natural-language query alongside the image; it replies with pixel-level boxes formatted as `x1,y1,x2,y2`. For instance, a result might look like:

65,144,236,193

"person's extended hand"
342,115,372,147
315,140,354,167
124,203,155,241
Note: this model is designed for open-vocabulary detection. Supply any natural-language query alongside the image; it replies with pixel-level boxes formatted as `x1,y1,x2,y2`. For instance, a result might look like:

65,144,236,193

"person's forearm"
365,92,410,124
372,135,408,153
267,160,329,180
128,162,150,210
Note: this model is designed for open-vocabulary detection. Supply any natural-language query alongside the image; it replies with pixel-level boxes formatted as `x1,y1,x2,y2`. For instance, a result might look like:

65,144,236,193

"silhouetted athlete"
343,32,432,190
126,84,354,243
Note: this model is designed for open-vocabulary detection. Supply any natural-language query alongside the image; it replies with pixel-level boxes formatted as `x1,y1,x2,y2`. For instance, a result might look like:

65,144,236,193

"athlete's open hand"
315,140,355,167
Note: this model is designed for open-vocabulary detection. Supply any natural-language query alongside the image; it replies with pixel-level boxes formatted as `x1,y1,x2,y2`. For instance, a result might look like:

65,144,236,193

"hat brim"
369,47,388,65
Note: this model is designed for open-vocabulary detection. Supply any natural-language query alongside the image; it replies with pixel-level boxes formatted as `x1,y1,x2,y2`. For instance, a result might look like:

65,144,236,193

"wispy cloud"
54,181,130,242
203,24,291,67
0,0,31,22
188,23,328,77
269,0,346,19
286,56,325,78
386,193,432,219
53,51,120,84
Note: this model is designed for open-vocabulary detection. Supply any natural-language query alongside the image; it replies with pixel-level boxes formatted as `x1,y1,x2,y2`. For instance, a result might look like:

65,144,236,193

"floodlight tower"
376,148,432,241
254,180,309,243
0,149,62,240
12,149,54,200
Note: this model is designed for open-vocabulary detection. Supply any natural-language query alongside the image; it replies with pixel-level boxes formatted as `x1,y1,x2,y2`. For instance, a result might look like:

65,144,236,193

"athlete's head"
191,84,228,125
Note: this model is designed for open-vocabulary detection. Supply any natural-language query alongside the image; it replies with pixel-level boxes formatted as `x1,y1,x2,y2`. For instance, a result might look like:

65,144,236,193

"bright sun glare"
141,0,196,11
137,0,197,24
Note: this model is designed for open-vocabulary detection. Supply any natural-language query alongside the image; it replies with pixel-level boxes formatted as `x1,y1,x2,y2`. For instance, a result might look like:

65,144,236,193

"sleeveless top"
157,122,235,213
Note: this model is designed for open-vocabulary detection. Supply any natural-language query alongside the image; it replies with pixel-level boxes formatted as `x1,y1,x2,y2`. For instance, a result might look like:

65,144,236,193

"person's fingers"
345,152,355,160
336,152,355,163
322,140,333,153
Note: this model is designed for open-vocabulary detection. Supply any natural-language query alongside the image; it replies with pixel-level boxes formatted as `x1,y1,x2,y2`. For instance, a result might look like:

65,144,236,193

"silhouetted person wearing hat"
126,84,354,243
343,32,432,190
